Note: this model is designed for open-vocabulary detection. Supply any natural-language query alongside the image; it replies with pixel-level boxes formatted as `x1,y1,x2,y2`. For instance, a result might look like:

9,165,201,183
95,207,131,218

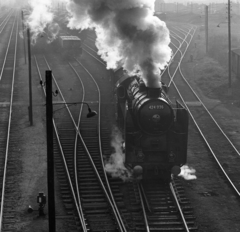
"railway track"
0,11,24,232
168,63,240,197
32,41,199,230
34,54,127,231
0,5,239,231
138,179,197,231
80,36,197,231
163,21,240,212
31,23,201,231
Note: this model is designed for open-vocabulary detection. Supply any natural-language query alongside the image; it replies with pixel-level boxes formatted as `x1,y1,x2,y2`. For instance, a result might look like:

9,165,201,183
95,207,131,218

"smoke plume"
104,126,132,181
24,0,55,43
20,0,66,44
178,165,197,180
66,0,172,87
19,0,171,85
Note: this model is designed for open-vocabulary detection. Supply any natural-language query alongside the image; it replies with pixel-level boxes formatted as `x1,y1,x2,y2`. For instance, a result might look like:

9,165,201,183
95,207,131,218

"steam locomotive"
115,74,188,181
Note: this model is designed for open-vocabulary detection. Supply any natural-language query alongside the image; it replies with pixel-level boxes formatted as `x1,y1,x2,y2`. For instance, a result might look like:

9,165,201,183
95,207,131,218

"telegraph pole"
205,5,208,54
21,10,27,64
27,28,33,126
46,70,56,232
228,0,232,94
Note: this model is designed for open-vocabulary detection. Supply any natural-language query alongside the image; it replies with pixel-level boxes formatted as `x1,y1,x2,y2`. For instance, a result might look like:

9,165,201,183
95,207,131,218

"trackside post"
46,70,56,231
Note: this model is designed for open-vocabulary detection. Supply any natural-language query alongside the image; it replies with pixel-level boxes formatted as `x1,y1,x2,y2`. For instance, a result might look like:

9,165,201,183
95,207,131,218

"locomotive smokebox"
147,87,161,98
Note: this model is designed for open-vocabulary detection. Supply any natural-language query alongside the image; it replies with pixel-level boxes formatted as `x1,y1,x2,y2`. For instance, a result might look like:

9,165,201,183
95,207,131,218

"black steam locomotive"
115,75,188,181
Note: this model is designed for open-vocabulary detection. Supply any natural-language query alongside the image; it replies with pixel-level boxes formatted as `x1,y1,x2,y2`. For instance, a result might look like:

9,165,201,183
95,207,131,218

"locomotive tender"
115,74,188,181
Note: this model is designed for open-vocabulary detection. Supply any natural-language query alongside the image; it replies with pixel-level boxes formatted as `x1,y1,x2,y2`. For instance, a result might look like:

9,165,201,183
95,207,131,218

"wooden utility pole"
21,10,26,64
46,70,56,232
228,0,232,93
27,28,33,126
205,5,208,54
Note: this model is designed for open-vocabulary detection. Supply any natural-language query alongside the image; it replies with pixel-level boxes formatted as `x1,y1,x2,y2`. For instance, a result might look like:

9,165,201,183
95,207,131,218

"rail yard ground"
180,15,240,232
11,13,240,232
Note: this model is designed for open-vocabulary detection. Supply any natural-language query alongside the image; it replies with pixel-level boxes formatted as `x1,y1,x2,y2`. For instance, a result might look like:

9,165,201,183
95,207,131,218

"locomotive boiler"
115,75,188,181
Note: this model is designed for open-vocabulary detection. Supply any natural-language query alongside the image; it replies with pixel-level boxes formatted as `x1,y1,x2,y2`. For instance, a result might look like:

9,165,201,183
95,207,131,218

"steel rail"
175,67,240,197
162,26,196,78
167,26,196,86
0,13,18,232
138,183,150,232
68,62,88,232
82,46,106,66
166,26,240,197
170,182,190,232
139,183,152,213
0,10,13,34
75,58,127,232
0,13,17,81
83,42,98,53
179,66,240,157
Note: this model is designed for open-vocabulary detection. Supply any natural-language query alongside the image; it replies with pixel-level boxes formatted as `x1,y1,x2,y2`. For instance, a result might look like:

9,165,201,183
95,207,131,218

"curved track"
34,54,127,231
164,24,240,199
31,23,200,231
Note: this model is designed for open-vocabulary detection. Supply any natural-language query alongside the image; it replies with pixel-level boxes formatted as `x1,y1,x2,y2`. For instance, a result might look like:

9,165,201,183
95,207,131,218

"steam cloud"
66,0,172,87
22,0,61,44
104,126,132,181
178,165,197,180
19,0,172,85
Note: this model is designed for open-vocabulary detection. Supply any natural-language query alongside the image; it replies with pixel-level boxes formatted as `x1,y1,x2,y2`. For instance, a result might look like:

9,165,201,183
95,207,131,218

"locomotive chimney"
147,87,161,98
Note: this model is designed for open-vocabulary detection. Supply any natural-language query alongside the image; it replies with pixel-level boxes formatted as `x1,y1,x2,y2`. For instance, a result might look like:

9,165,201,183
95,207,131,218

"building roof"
59,36,81,41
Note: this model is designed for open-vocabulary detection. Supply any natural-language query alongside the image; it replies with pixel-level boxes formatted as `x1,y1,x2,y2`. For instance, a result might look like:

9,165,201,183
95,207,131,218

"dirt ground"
180,26,240,232
11,20,240,232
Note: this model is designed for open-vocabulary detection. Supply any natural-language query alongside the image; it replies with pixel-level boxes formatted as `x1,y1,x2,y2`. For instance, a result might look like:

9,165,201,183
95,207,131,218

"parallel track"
0,12,21,232
164,24,240,198
34,55,126,231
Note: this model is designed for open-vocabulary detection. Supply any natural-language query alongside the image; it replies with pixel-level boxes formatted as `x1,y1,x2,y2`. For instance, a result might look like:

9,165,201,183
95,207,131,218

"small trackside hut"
59,35,82,58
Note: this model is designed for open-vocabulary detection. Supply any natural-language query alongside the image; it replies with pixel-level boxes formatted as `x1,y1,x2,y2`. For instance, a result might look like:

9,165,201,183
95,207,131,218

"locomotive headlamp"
133,165,143,174
133,165,143,180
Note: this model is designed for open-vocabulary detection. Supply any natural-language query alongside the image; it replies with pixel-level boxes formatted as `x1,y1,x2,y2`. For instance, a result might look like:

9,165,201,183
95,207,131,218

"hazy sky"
165,0,234,3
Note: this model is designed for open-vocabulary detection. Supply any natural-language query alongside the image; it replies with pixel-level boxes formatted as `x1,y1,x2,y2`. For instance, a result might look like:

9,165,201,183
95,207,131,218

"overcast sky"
164,0,235,3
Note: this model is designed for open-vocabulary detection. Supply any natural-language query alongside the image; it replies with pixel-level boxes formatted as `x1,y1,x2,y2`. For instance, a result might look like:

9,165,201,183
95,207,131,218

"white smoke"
20,0,66,44
178,165,197,180
18,0,172,85
104,126,132,181
65,0,172,87
24,0,55,43
47,23,61,43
